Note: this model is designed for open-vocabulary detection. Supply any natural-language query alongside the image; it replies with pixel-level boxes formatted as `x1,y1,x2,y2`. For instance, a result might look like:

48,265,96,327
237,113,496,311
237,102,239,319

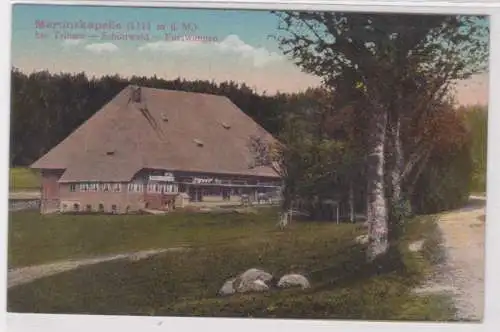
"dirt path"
9,191,40,200
7,247,189,289
415,196,485,321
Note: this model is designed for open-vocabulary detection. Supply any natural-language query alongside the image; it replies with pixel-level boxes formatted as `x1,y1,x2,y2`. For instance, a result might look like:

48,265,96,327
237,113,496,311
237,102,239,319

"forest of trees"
10,68,486,214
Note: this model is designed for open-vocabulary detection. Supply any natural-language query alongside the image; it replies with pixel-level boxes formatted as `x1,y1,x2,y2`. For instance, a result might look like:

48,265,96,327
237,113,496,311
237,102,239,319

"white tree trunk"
390,117,403,206
366,105,389,261
279,211,290,228
278,182,291,229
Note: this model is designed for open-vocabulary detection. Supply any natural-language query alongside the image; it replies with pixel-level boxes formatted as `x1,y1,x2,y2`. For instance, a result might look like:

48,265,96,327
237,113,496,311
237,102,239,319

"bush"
464,105,487,193
412,140,472,214
389,197,413,241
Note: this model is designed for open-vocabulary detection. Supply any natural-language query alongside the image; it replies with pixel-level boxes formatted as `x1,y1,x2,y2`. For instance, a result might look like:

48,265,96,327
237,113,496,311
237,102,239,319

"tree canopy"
267,11,488,260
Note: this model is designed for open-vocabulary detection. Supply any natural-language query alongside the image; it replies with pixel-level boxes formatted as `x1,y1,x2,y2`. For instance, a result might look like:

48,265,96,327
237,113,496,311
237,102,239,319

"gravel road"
415,196,485,321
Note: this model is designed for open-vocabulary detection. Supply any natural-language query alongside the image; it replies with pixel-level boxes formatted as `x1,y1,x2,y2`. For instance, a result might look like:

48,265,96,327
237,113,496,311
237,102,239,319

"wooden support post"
336,203,339,225
349,181,354,223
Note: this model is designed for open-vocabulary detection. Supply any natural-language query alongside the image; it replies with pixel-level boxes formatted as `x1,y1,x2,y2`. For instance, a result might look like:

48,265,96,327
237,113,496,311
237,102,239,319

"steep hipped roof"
31,86,279,182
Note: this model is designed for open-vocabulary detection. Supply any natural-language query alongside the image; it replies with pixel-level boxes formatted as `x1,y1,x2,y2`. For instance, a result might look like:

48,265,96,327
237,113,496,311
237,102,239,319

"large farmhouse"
30,85,281,214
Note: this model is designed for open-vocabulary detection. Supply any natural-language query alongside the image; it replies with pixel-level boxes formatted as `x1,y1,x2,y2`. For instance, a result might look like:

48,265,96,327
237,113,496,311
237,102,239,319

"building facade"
44,169,280,214
31,85,281,214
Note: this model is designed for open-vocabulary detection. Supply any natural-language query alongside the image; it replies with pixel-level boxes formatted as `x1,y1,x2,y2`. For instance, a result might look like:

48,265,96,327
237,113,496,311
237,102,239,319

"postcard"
8,2,488,323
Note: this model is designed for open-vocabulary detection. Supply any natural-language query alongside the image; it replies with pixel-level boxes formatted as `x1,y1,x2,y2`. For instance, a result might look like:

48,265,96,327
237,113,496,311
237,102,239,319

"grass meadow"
7,208,455,321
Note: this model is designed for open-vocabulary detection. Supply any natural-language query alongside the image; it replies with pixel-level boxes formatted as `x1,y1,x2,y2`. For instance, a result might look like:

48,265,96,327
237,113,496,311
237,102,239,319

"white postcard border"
2,1,499,332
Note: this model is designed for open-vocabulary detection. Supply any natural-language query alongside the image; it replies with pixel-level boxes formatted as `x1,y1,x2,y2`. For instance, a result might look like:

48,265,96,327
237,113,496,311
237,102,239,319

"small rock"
409,240,425,252
218,278,236,296
218,268,275,296
237,279,270,293
234,268,273,293
238,268,273,284
253,279,270,290
277,274,310,289
355,234,369,245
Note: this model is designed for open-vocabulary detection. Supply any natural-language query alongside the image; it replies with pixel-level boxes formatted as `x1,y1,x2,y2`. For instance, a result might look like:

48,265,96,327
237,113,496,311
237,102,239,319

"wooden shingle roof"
31,85,279,182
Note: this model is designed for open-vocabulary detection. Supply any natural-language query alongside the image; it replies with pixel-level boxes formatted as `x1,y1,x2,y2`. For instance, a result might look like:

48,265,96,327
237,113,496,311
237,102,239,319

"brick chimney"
130,86,142,103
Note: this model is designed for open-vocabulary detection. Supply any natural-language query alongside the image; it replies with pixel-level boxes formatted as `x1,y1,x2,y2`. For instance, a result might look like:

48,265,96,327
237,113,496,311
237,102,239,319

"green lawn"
7,209,455,321
8,208,281,268
9,167,41,191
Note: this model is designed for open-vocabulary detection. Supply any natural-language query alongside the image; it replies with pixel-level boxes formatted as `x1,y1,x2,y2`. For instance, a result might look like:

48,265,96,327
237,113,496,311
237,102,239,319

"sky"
11,4,489,106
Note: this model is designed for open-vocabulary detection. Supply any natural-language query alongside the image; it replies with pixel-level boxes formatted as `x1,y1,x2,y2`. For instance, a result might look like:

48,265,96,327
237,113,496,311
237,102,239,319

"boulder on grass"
218,278,236,296
277,274,310,289
221,268,273,295
409,240,425,252
236,279,270,293
355,234,369,245
237,268,273,284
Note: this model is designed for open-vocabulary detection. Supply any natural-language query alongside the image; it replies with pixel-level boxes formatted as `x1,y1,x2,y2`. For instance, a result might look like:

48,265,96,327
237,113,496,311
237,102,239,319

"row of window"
69,183,122,193
68,182,179,194
128,183,143,193
61,202,123,213
146,183,179,193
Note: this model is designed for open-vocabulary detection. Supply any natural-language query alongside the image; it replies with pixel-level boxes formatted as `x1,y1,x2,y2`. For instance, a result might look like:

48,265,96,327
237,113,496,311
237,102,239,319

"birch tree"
386,16,488,212
274,12,488,260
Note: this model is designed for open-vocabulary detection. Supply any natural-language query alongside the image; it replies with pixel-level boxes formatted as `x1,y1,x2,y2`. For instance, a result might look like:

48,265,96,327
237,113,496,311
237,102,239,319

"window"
85,204,92,212
78,183,98,192
79,183,88,192
102,183,111,192
147,183,172,193
98,203,105,212
112,183,121,192
69,184,77,192
73,203,80,211
128,183,143,193
111,204,118,214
